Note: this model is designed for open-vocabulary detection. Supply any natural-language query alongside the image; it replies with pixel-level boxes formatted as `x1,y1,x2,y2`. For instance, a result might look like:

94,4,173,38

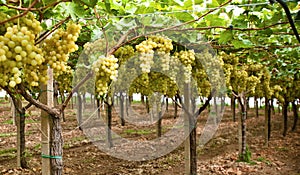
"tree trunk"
237,93,247,161
156,109,162,137
141,95,145,104
125,95,129,118
255,96,259,118
282,100,288,137
120,93,125,126
128,95,133,105
165,97,169,112
90,94,93,105
260,97,262,108
82,93,86,107
191,97,196,114
231,96,236,122
59,90,66,122
77,94,82,130
53,81,59,107
14,98,27,168
174,96,178,119
246,97,250,109
271,99,275,115
106,101,113,148
146,96,150,114
221,96,225,112
268,101,271,141
96,97,101,119
50,114,63,175
292,101,298,132
264,98,271,147
213,96,218,124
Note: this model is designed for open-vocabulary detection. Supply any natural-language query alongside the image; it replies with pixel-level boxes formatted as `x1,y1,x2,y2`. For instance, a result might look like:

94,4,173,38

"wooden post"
10,97,16,125
40,68,53,175
184,83,192,175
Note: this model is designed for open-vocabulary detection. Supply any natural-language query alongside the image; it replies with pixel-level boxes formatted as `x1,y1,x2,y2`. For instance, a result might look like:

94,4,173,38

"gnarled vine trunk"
292,101,298,132
282,99,288,137
119,93,125,126
50,114,63,175
231,96,236,122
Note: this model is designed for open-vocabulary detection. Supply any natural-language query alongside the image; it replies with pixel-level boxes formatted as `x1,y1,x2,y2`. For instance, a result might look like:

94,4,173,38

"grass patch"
0,132,17,138
131,100,142,104
276,147,289,152
63,143,71,149
2,119,14,125
124,128,154,135
256,157,271,165
237,146,256,165
71,136,86,142
33,143,41,151
25,119,38,124
0,148,17,155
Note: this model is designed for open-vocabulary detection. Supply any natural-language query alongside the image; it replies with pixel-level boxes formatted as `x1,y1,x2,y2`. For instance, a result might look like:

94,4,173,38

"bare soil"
0,101,299,175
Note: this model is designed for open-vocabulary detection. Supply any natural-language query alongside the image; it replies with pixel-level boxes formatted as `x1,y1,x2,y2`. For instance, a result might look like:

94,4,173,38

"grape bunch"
93,55,119,96
83,38,106,55
173,50,195,83
135,35,173,73
55,66,74,92
0,12,45,88
114,45,135,66
42,22,81,77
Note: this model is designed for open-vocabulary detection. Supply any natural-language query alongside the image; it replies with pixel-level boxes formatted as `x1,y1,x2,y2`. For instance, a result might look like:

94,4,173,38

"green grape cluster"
0,12,45,88
93,55,119,96
42,22,81,76
55,66,73,92
114,45,135,66
0,12,10,35
83,38,106,55
173,50,195,83
136,35,173,73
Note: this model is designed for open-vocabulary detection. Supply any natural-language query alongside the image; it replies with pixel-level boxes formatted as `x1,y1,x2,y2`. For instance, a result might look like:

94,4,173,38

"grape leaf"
66,2,86,19
218,30,233,44
173,12,194,22
232,39,253,49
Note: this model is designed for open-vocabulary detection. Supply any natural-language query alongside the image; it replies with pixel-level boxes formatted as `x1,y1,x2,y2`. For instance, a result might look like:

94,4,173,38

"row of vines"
0,0,299,174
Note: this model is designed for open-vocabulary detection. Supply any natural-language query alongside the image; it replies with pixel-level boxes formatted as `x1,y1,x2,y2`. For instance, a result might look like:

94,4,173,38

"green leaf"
135,5,155,14
140,16,152,26
205,14,226,26
218,30,233,44
80,0,97,7
104,0,111,13
173,0,184,6
259,28,273,35
0,0,6,4
232,39,253,49
66,2,86,19
173,12,194,22
207,0,220,8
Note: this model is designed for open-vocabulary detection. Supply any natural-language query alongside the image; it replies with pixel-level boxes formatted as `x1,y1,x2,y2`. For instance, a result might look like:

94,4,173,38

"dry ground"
0,100,299,174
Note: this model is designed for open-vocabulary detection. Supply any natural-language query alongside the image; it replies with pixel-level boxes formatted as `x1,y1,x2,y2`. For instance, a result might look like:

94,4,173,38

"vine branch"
35,16,71,45
61,71,94,112
108,0,232,55
0,0,38,25
2,0,70,12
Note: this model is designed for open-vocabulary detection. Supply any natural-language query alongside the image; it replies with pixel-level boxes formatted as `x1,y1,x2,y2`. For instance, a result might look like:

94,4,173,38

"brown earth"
0,100,299,175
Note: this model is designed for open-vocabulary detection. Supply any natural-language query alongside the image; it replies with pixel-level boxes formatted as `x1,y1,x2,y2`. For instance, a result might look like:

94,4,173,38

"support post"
40,68,53,175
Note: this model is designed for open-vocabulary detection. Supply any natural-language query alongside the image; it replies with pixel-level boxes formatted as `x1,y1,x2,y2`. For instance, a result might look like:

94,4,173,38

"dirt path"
0,102,299,174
